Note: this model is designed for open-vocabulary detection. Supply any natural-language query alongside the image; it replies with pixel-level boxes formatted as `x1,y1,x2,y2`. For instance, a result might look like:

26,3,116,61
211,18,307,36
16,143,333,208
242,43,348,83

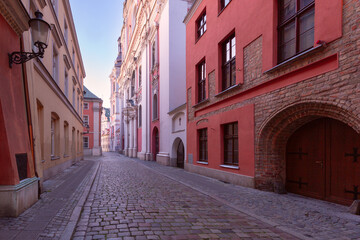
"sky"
69,0,124,108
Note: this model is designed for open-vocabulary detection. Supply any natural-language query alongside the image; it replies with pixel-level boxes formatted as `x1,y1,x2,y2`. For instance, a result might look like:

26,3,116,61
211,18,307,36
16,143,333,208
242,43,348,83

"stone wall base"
0,177,39,217
156,153,170,166
185,163,255,188
43,159,74,182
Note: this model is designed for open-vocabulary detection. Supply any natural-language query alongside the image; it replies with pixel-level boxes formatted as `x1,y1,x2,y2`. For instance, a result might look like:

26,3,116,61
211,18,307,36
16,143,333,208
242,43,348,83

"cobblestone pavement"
73,153,297,240
0,158,99,240
134,158,360,240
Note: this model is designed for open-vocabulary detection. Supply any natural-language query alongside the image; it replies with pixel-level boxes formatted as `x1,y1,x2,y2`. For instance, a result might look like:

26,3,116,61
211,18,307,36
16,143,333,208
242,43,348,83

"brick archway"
255,100,360,191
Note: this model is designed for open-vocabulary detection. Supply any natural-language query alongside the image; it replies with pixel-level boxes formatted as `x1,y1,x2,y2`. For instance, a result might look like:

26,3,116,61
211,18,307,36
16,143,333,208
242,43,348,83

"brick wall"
188,0,360,191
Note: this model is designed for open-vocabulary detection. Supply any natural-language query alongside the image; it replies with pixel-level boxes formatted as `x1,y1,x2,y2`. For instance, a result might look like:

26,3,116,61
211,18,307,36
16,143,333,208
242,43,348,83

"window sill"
51,156,60,161
215,84,241,98
264,43,325,74
197,161,209,165
193,98,209,108
220,164,239,170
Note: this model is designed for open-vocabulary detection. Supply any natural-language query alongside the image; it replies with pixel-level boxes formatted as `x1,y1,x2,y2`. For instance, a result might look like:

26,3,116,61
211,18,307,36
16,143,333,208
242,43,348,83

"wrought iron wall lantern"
9,10,51,68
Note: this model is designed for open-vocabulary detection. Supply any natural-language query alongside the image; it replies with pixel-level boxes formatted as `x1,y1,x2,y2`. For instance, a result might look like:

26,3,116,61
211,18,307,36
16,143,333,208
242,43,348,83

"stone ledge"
0,177,39,217
185,163,254,188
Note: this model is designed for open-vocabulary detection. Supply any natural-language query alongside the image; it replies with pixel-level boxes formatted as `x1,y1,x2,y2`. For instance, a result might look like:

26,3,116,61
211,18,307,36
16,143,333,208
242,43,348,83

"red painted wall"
0,14,35,185
186,0,343,177
83,100,102,150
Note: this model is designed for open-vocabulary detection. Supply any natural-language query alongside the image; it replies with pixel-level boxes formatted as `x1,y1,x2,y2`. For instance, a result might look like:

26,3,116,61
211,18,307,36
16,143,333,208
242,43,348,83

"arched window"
138,105,142,127
153,94,158,120
131,71,135,97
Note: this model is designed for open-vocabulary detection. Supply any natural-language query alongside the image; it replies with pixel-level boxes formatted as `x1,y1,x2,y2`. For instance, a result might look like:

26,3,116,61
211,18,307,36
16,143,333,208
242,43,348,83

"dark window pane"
279,39,296,61
300,0,314,9
280,21,296,44
280,0,295,22
231,60,236,86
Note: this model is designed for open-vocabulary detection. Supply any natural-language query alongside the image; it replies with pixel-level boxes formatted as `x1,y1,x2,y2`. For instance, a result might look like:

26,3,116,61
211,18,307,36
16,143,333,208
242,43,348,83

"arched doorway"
176,140,184,169
286,118,360,205
152,127,159,161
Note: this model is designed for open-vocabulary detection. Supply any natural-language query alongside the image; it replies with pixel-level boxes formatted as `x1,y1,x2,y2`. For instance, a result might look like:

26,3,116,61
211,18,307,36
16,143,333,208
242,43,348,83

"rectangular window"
223,122,238,166
84,102,89,110
72,48,75,66
197,60,206,102
51,118,55,157
278,0,315,63
53,46,59,84
51,0,58,14
64,122,69,156
196,11,206,39
83,136,89,148
198,128,208,162
72,87,75,106
83,115,89,125
64,19,68,45
64,70,68,97
222,34,236,91
138,66,142,87
220,0,231,11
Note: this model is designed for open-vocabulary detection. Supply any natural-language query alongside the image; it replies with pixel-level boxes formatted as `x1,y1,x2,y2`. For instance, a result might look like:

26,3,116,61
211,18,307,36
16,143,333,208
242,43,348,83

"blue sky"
69,0,124,108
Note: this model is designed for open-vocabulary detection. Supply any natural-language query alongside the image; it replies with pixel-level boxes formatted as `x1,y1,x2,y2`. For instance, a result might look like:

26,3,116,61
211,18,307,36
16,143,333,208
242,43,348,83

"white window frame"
83,115,89,125
83,136,89,149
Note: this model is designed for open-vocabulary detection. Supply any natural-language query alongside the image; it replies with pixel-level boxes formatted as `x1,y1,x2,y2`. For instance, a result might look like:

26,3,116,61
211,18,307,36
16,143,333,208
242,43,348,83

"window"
220,0,231,11
223,122,238,166
77,95,80,113
153,94,158,120
64,19,68,45
53,45,59,84
51,118,55,156
84,102,89,110
77,64,80,80
197,60,206,102
138,66,142,87
64,70,68,97
64,122,69,156
138,105,142,127
152,41,156,68
51,113,59,158
131,71,135,97
51,0,58,14
83,136,89,148
222,34,236,91
113,104,115,114
198,128,208,162
113,82,116,92
196,11,206,39
83,115,89,125
72,87,75,106
72,48,75,66
278,0,315,63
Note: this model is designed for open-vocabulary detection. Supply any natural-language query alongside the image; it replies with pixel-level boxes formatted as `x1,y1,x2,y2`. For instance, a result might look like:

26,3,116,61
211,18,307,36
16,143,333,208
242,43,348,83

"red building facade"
185,0,360,205
83,86,102,156
0,1,38,216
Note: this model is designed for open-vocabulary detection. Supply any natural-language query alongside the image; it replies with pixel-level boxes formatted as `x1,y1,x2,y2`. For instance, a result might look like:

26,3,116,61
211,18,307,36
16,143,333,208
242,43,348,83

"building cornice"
183,0,202,24
0,0,30,36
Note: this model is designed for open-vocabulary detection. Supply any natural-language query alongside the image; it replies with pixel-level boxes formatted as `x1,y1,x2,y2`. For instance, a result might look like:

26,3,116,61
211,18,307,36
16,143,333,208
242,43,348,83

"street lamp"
8,10,51,68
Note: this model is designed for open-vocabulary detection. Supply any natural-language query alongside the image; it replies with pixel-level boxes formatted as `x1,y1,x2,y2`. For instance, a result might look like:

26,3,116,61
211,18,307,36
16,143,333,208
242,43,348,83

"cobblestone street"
73,153,295,240
1,152,360,240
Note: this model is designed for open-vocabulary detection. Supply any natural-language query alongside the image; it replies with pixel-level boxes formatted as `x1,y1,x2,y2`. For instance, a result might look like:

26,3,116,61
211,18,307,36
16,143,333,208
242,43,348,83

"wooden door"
286,118,326,199
286,118,360,205
328,120,360,205
177,141,184,169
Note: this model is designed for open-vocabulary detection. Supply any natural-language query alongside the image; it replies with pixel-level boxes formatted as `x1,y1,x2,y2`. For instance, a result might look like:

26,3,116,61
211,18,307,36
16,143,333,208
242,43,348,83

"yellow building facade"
22,0,85,184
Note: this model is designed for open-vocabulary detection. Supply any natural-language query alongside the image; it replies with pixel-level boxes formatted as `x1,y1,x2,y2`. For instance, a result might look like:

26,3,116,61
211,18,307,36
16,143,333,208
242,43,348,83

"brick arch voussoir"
255,99,360,191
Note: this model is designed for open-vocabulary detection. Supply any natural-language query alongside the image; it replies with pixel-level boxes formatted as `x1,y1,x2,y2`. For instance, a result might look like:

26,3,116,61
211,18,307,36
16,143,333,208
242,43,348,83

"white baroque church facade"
109,0,193,167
